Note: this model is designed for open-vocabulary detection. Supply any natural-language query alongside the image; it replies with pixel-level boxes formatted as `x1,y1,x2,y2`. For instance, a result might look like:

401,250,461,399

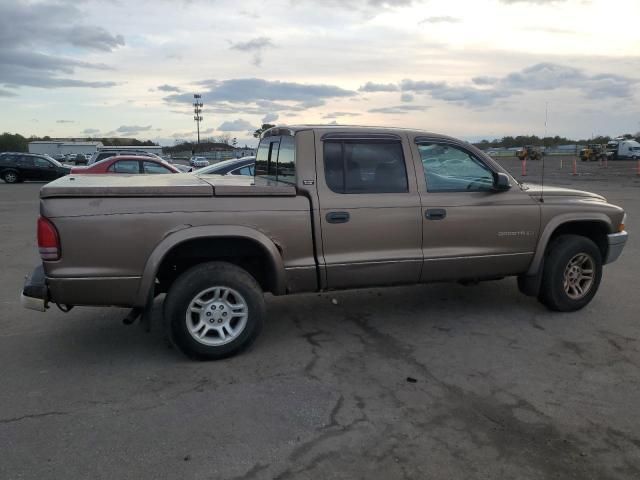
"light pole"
193,94,203,147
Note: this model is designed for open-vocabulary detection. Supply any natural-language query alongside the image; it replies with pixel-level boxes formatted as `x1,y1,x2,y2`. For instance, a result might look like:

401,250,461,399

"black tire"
538,235,602,312
2,170,19,184
163,261,265,360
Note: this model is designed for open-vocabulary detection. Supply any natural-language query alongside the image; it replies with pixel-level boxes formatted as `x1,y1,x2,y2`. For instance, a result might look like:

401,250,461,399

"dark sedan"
193,156,255,176
0,153,71,183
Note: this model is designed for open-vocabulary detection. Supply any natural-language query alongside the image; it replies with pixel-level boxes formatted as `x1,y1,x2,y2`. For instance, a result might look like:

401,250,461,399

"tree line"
474,133,640,149
0,132,158,152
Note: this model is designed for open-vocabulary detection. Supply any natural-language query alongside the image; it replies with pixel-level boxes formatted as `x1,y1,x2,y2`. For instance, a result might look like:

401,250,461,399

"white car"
190,156,210,167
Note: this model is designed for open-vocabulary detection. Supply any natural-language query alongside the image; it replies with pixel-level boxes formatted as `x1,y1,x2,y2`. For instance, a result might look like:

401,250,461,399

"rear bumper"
21,265,49,312
605,231,628,264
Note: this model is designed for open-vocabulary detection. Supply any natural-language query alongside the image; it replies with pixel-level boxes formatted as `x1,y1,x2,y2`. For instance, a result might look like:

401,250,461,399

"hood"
523,184,606,201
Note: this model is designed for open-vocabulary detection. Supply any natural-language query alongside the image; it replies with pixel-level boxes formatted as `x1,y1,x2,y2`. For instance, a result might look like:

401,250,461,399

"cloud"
0,3,125,52
359,81,399,92
0,89,17,97
230,36,275,66
501,63,638,98
83,128,100,134
418,16,460,24
165,78,356,116
471,76,498,86
400,93,414,102
218,119,255,132
396,63,640,107
322,112,362,119
116,125,153,135
500,0,567,3
0,2,121,92
56,120,74,124
157,84,181,92
66,26,124,52
173,78,355,103
368,105,430,114
262,112,279,123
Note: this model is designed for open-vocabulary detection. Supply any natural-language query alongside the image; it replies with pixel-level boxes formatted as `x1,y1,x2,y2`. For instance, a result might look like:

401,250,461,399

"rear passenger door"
16,156,40,180
316,133,422,289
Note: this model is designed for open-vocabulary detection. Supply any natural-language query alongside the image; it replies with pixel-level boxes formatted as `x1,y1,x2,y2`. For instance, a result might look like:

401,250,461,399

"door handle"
326,211,350,224
425,209,446,220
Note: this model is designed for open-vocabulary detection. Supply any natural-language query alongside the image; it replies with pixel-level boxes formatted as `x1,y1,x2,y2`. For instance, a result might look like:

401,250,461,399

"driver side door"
411,138,540,282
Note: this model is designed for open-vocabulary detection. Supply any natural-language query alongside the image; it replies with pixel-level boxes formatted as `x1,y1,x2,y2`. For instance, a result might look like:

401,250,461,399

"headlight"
619,213,627,232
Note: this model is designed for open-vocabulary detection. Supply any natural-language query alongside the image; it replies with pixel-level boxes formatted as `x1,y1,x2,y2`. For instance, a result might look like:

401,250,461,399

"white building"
97,145,163,155
29,141,103,156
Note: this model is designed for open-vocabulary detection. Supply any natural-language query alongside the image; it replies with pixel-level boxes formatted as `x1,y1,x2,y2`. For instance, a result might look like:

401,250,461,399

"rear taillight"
37,216,60,261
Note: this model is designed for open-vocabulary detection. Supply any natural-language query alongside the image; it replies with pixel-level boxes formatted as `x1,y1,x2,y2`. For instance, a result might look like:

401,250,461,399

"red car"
70,155,181,175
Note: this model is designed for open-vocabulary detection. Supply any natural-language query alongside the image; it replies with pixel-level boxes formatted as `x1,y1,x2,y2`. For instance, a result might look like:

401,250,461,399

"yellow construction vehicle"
516,145,542,161
580,144,607,162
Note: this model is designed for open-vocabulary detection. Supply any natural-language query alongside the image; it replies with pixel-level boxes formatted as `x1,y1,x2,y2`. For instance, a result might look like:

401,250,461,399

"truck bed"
40,174,297,198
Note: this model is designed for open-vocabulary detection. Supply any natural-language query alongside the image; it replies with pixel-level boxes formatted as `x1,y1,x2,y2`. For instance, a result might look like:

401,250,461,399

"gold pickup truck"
22,126,628,359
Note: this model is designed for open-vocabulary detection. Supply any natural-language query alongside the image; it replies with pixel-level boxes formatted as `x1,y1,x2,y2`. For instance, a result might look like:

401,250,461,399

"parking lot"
1,160,639,479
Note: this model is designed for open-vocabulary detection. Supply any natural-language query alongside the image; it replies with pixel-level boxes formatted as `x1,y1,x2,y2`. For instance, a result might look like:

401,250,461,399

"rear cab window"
255,135,295,184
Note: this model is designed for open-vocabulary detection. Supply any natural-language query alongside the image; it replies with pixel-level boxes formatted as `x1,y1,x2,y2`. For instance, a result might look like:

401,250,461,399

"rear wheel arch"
136,226,286,306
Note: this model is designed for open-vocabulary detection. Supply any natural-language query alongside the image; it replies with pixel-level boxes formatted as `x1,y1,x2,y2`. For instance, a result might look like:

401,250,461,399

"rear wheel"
538,235,602,312
2,171,19,183
164,261,265,360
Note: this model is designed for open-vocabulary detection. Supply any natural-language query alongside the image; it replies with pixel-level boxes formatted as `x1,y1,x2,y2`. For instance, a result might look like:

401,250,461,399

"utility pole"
193,94,203,147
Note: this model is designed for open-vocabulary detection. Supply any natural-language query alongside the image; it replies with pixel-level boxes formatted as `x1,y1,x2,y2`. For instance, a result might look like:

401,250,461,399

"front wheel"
538,235,602,312
164,261,265,360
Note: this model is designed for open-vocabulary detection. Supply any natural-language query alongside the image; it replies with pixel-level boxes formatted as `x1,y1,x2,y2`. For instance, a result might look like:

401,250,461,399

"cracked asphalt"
1,158,639,479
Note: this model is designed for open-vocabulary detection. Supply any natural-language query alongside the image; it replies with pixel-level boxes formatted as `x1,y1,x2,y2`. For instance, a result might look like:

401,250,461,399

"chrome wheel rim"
185,286,248,346
5,172,17,183
563,253,595,300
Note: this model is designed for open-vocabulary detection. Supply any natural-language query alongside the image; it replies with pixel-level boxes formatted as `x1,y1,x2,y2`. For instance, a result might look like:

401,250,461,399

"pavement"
1,161,639,479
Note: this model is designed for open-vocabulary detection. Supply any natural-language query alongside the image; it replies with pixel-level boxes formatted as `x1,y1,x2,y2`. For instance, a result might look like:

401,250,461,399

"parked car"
70,155,181,174
0,152,71,183
194,156,255,176
21,125,628,361
68,153,88,165
190,156,210,168
173,164,194,173
89,149,163,165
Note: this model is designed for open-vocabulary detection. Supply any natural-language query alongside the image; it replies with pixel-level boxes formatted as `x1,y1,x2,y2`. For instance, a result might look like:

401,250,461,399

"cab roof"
262,124,457,142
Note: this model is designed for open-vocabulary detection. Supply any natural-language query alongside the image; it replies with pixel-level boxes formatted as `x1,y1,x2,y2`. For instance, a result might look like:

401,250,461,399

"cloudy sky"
1,0,639,146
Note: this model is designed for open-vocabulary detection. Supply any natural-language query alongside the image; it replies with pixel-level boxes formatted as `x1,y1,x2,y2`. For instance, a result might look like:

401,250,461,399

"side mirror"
493,172,511,191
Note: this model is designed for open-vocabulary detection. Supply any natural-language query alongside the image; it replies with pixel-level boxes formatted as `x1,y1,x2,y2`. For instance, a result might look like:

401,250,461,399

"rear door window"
17,156,35,168
33,157,53,168
142,161,172,174
323,141,408,193
109,160,140,173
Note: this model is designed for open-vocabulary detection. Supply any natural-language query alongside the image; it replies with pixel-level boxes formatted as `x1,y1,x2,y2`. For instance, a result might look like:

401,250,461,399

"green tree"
253,123,275,139
0,132,28,152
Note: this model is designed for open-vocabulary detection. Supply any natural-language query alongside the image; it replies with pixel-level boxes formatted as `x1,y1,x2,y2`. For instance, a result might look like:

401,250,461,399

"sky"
0,0,639,147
